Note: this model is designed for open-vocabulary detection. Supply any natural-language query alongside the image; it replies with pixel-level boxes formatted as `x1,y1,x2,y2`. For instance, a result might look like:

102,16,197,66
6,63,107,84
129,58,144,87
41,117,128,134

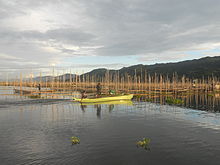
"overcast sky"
1,0,220,77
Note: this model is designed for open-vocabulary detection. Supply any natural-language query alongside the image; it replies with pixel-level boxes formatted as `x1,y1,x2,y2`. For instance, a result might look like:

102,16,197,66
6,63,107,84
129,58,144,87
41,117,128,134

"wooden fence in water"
0,72,220,95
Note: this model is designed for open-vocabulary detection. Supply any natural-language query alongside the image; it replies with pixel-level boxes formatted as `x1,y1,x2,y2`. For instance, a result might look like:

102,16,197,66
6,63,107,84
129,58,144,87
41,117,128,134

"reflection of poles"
20,72,22,96
95,105,101,119
109,104,114,113
80,104,87,112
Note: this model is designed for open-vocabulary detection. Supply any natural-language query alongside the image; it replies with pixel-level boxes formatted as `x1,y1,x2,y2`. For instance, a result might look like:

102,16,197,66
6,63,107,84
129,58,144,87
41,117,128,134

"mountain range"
18,56,220,82
82,56,220,80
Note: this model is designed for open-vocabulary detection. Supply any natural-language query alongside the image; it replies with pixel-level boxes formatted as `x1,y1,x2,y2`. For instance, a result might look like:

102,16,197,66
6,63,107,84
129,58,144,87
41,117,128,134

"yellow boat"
79,100,133,106
73,94,133,103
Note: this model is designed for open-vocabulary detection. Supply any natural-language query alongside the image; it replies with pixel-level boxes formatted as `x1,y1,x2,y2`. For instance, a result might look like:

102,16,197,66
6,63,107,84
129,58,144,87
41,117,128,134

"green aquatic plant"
109,89,116,95
71,136,80,144
134,95,142,99
136,138,150,150
165,97,184,105
207,93,214,97
28,95,41,99
144,98,153,102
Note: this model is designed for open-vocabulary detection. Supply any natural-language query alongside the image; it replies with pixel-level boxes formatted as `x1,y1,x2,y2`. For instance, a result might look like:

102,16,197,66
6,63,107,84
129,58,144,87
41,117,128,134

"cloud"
0,27,97,71
1,0,220,75
0,28,96,45
0,53,23,60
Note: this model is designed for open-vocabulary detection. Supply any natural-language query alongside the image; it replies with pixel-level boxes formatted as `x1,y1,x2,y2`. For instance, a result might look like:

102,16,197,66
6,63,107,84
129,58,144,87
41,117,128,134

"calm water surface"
1,87,220,165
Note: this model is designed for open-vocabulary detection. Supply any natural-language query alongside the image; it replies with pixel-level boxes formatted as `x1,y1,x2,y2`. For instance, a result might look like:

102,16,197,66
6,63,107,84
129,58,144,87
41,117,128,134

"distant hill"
33,73,76,82
23,56,220,82
82,56,220,80
54,73,76,82
33,76,53,82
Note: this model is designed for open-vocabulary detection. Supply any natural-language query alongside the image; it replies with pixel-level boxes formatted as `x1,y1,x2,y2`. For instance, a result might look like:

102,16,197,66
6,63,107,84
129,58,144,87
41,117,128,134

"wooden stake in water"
20,72,22,96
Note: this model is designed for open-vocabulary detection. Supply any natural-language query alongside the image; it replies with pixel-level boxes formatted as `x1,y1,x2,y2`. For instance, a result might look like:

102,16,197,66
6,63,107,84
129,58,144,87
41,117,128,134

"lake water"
1,87,220,165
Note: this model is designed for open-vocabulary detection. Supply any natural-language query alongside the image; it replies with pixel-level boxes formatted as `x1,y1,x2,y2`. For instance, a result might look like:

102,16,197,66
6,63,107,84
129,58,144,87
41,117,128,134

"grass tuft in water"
136,138,151,150
165,97,184,105
71,136,80,145
27,95,41,99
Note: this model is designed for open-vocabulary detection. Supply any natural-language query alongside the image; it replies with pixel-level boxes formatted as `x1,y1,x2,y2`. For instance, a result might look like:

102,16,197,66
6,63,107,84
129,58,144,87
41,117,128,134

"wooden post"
20,72,23,95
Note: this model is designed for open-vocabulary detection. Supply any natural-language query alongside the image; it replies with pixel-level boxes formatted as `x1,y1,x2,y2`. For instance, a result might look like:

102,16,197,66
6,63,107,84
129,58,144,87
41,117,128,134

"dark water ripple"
0,99,72,107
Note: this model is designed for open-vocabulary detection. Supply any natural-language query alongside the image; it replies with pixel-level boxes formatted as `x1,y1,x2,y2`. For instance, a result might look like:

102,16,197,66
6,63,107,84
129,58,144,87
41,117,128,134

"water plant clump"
136,138,150,150
133,95,142,100
165,97,184,105
27,95,41,99
207,93,214,97
71,136,80,144
144,98,153,102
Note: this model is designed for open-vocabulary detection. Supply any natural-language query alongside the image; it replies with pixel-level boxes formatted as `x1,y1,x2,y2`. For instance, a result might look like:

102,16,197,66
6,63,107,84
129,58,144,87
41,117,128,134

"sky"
1,0,220,78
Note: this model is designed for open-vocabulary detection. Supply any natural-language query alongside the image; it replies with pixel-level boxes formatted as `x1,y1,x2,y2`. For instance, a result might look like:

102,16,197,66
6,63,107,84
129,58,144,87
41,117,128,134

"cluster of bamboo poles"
0,70,220,95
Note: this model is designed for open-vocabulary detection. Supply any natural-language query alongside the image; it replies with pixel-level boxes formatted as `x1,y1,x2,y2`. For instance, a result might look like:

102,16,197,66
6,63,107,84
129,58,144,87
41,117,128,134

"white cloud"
1,0,220,74
0,53,23,60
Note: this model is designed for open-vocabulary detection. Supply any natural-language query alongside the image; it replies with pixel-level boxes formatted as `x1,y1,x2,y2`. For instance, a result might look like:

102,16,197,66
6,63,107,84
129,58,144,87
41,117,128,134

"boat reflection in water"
95,104,101,119
78,100,133,119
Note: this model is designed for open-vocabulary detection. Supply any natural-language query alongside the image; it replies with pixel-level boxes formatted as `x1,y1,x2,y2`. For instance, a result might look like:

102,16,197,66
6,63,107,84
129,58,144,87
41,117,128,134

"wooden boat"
14,88,32,94
73,94,133,103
